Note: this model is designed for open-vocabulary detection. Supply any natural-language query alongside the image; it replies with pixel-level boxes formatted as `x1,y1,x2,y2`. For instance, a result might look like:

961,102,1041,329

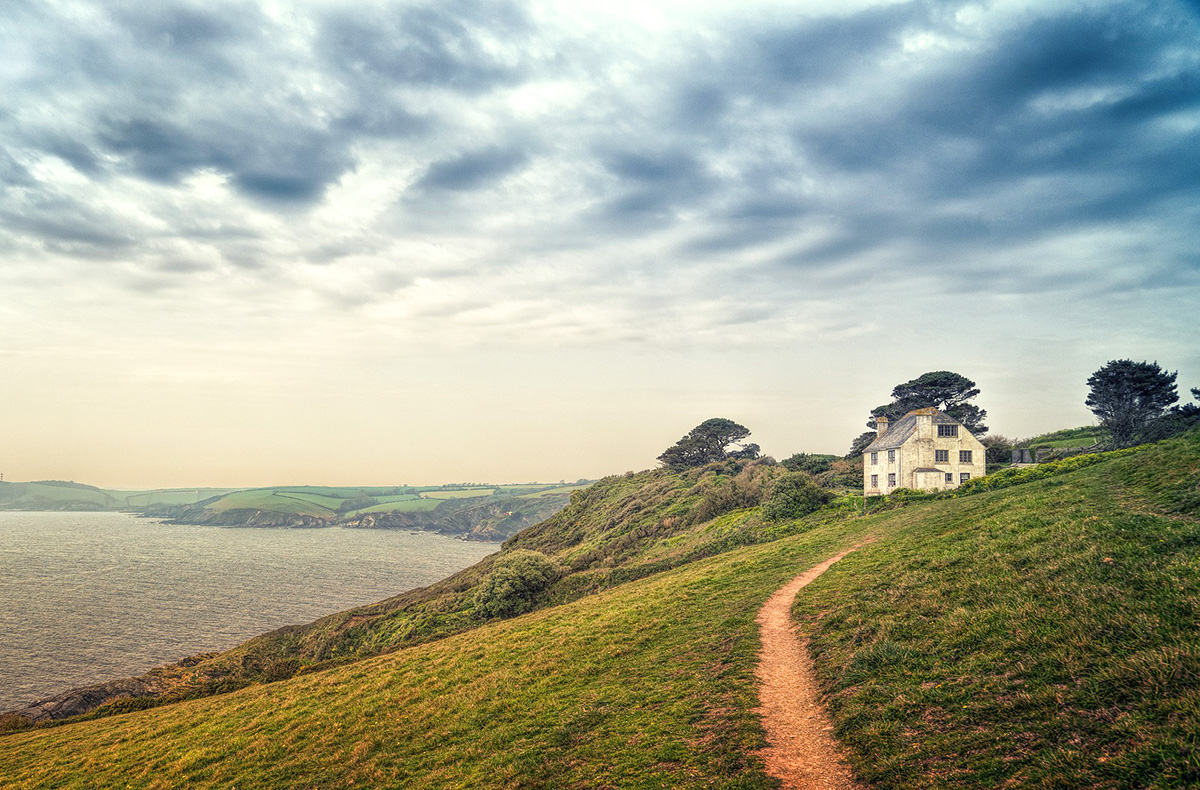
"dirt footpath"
755,547,867,790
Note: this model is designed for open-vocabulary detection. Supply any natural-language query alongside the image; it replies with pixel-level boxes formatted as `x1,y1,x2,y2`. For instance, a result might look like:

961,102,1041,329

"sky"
1,0,1198,488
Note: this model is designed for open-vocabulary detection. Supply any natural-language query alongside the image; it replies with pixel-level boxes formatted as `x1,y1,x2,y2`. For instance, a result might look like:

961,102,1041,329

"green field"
116,489,240,507
518,483,592,498
350,498,442,515
205,490,335,516
1017,425,1106,449
419,488,497,500
271,491,347,510
4,436,1196,787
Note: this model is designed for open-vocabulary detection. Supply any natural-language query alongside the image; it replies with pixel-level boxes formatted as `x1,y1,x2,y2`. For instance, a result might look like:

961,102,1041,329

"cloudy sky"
1,0,1198,487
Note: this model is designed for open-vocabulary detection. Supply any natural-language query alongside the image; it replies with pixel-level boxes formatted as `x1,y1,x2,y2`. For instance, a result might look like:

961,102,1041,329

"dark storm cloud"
414,146,531,192
316,0,534,93
1,0,541,221
751,0,931,88
639,0,1200,288
0,196,134,254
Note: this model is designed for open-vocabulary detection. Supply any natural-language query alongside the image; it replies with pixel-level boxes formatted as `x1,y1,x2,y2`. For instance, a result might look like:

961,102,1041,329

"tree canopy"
867,370,989,435
1085,359,1178,447
657,418,759,469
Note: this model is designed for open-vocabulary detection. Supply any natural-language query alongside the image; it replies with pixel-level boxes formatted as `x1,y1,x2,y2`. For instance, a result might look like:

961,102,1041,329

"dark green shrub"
473,550,562,619
780,452,838,475
762,473,833,522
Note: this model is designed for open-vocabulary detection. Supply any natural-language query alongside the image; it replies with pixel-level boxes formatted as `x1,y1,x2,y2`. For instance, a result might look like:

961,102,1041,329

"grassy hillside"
0,480,121,510
1017,425,1105,449
793,430,1200,788
2,432,1197,787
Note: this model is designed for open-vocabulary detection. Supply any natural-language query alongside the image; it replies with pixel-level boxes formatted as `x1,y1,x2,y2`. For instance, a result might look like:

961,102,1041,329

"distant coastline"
0,479,590,542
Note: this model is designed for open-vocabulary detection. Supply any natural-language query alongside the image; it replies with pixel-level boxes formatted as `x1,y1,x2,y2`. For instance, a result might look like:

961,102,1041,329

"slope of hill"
2,431,1197,788
1016,425,1106,449
0,480,122,510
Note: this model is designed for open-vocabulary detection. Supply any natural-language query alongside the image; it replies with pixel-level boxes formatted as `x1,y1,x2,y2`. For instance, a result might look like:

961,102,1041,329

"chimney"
876,416,889,437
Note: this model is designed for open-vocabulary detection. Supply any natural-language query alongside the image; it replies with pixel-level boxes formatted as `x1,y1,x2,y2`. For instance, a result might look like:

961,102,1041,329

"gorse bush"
954,446,1139,496
687,461,778,524
762,472,833,522
473,550,562,619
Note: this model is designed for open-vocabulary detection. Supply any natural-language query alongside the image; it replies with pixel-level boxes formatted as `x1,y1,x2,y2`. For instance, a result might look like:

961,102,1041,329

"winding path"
755,547,867,790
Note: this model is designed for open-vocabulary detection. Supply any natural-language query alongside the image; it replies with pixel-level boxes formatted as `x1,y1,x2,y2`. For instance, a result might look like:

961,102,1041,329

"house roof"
864,409,963,452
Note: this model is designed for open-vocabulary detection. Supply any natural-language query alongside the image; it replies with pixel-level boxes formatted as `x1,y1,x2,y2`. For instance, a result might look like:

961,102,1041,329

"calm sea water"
0,511,497,711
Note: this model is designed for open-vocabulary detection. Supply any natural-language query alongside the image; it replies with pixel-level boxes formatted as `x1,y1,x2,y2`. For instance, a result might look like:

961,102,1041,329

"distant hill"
142,482,591,540
0,481,122,511
3,431,1198,787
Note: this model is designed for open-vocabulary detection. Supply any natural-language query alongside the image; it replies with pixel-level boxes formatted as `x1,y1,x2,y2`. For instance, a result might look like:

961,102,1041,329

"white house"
863,407,987,496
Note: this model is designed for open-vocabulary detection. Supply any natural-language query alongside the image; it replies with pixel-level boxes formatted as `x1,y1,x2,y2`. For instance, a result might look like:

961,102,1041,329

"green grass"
272,491,347,510
792,430,1200,788
420,488,497,500
0,480,121,510
351,498,441,515
205,490,335,516
373,494,421,504
518,483,593,498
1018,425,1105,449
116,489,239,507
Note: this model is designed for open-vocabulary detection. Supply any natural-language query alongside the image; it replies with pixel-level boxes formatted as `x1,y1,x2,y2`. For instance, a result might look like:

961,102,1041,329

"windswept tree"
869,370,989,435
657,418,759,469
849,370,988,455
1086,359,1178,447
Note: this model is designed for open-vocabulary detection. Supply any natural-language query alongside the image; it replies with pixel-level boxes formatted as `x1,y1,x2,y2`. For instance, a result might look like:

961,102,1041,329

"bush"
954,447,1140,497
815,456,863,490
687,461,777,524
473,550,562,619
780,452,838,476
762,473,834,522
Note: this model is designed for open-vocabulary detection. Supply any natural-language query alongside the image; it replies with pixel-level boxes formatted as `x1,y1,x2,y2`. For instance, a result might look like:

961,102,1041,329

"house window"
960,473,971,482
870,452,878,465
937,424,959,437
887,449,896,463
960,450,973,463
870,474,878,487
935,449,949,463
888,473,896,486
945,473,953,483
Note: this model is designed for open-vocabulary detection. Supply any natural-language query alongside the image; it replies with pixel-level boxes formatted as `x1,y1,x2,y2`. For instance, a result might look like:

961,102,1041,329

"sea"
0,511,498,712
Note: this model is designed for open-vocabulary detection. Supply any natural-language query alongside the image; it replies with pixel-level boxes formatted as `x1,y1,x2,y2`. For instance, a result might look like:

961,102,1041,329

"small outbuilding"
862,407,987,496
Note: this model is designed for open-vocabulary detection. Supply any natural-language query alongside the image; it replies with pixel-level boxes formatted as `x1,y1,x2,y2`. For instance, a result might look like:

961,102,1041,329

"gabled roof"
864,409,963,452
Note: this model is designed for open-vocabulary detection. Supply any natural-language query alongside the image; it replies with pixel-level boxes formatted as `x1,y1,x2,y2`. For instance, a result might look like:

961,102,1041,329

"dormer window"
937,424,958,437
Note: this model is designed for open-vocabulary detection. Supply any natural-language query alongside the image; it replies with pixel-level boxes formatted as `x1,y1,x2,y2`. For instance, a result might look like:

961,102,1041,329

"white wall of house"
862,410,987,496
